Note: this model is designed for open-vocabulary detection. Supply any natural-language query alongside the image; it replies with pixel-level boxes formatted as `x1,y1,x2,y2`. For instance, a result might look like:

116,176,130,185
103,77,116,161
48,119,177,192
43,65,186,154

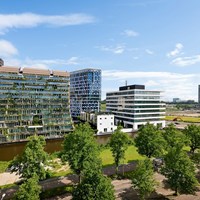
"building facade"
80,111,116,135
0,66,73,143
70,68,101,118
106,85,165,130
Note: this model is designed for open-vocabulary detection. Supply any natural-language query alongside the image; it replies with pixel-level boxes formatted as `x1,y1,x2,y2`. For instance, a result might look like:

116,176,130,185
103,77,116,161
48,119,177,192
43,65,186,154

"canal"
0,134,135,161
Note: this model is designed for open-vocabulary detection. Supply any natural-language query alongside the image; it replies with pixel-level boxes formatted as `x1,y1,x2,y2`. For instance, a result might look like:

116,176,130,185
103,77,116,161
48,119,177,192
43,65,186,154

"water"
0,134,115,161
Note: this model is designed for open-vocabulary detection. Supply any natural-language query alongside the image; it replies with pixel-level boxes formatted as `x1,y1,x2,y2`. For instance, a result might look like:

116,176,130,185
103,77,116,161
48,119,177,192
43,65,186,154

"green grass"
51,169,72,177
100,145,144,167
0,161,10,173
165,115,200,123
101,103,106,111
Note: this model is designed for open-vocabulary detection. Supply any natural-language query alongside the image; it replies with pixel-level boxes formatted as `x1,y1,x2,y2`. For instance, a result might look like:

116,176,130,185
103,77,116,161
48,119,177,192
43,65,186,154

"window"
104,128,107,132
111,122,113,125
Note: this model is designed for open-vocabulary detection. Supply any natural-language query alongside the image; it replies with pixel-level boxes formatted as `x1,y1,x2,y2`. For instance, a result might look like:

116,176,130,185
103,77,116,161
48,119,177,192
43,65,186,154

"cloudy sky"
0,0,200,101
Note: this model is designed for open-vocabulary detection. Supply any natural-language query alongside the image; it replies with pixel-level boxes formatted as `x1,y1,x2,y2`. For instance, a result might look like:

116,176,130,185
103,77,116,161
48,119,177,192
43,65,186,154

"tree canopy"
62,123,101,182
163,123,186,149
135,123,166,158
72,172,115,200
10,135,48,180
184,124,200,153
109,126,131,174
15,174,41,200
161,147,198,195
131,159,156,200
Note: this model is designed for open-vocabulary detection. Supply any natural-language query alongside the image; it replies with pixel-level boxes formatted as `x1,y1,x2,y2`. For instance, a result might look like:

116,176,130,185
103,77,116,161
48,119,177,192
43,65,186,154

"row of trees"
9,122,200,199
134,123,200,197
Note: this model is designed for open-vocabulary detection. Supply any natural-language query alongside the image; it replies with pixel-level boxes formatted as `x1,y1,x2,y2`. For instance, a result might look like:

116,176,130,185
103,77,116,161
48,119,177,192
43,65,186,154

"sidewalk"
0,161,137,199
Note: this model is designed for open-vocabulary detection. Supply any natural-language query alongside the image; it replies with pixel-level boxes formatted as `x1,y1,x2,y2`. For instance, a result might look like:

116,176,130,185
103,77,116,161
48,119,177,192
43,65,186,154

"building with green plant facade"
0,66,73,143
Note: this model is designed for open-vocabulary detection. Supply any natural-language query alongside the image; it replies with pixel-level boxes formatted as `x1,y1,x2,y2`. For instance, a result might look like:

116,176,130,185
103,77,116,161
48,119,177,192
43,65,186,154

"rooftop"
0,66,69,77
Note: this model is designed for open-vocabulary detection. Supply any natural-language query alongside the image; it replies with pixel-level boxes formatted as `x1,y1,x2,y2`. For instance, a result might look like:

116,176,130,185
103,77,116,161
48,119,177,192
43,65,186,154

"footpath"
0,162,137,200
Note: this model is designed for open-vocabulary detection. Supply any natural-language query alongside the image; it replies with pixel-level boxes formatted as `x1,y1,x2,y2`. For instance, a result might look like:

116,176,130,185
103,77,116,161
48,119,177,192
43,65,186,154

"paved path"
0,173,20,186
0,162,137,200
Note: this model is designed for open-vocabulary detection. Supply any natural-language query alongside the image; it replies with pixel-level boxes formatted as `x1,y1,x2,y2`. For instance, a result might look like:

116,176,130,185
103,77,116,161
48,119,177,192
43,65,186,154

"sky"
0,0,200,101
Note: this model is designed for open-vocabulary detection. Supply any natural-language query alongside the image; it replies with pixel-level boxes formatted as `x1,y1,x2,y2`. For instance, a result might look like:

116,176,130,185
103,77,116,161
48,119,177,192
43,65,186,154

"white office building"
106,85,165,130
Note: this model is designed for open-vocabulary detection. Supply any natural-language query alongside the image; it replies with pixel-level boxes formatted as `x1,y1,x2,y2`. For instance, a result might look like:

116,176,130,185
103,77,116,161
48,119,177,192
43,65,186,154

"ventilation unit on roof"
19,67,23,74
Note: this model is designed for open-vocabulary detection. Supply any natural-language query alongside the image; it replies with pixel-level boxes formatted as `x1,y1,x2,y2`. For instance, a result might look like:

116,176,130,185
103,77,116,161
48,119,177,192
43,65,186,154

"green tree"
10,135,48,180
161,147,198,195
163,123,186,149
135,123,166,158
72,172,115,200
184,124,200,153
131,159,156,200
109,127,131,175
62,123,100,182
15,174,41,200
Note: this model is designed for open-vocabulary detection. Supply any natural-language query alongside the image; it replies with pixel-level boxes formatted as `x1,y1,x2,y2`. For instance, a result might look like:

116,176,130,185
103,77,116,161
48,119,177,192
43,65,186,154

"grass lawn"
165,115,200,123
0,161,10,173
100,145,144,167
101,103,106,111
52,145,144,176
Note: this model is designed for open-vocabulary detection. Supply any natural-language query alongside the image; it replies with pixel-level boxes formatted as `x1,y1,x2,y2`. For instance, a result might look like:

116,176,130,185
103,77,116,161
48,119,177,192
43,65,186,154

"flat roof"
0,66,69,77
70,68,101,74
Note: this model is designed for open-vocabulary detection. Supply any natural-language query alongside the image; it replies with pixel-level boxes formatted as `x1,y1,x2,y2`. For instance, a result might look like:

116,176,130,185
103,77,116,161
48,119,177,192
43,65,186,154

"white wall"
97,114,116,135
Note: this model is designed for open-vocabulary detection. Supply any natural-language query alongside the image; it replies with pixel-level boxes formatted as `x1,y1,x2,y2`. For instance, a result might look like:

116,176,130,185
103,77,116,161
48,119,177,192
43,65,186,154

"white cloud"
0,39,18,56
5,57,79,70
0,13,95,34
167,43,183,57
145,49,154,55
102,70,198,101
24,57,79,66
122,29,139,37
171,55,200,66
97,45,125,54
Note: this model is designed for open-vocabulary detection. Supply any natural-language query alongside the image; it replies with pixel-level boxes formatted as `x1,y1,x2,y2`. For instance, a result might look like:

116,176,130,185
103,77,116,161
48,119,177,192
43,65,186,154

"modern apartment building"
0,66,73,143
106,85,165,130
70,68,101,118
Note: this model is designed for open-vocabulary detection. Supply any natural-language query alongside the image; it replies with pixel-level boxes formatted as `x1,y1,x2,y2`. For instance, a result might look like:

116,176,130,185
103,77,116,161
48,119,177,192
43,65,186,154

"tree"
131,159,156,200
161,147,198,195
62,123,100,182
72,172,115,200
135,123,166,158
109,127,131,174
163,123,186,149
15,174,41,200
10,135,48,180
184,124,200,153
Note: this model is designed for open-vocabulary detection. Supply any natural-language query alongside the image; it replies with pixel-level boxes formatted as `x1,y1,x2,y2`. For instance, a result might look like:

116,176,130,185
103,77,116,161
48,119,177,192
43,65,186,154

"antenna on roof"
125,80,127,86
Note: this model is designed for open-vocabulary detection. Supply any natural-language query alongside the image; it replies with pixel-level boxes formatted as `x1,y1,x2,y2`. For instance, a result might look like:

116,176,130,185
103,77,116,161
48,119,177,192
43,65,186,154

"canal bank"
0,133,135,161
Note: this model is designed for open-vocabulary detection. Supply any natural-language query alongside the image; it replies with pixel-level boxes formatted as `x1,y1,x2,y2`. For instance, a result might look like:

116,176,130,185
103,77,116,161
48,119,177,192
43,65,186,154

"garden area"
2,123,200,199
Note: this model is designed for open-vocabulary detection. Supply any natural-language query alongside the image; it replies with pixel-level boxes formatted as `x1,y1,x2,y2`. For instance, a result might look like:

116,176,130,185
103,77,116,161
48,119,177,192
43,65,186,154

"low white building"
80,112,117,135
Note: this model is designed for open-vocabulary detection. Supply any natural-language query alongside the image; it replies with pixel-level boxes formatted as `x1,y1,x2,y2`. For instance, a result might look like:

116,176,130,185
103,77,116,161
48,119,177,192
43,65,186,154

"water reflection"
0,133,134,161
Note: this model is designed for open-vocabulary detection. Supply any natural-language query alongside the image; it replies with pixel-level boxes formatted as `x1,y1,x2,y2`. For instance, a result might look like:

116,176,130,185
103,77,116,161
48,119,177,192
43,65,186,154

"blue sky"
0,0,200,101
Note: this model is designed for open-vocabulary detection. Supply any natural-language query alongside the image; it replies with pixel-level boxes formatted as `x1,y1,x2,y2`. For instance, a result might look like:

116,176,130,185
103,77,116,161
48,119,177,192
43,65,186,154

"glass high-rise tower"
0,66,73,143
70,68,101,118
